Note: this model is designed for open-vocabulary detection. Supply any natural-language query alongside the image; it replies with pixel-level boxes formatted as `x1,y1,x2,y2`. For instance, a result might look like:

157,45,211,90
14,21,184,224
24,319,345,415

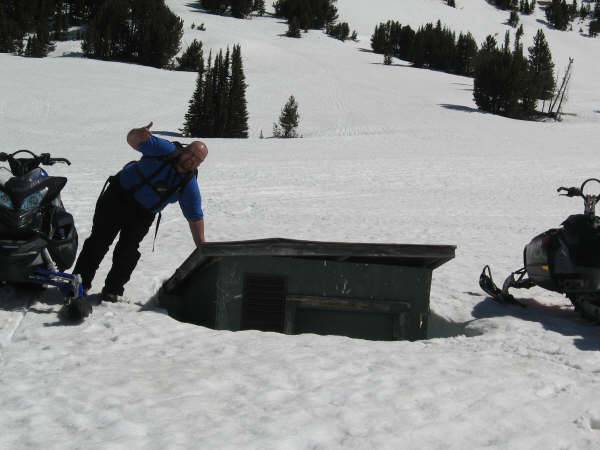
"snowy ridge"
2,0,600,448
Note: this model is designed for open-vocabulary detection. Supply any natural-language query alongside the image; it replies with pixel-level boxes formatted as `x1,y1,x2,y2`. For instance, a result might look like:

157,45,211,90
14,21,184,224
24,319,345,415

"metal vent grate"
242,273,287,332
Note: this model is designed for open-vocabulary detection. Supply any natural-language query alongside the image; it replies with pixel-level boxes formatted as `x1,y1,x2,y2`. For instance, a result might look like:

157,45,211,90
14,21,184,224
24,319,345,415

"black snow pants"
73,177,155,296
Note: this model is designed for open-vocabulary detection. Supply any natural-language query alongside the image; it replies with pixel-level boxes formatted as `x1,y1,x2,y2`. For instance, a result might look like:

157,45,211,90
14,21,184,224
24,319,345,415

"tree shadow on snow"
439,103,482,114
154,130,184,138
60,51,85,58
536,18,553,28
370,62,411,68
473,296,600,351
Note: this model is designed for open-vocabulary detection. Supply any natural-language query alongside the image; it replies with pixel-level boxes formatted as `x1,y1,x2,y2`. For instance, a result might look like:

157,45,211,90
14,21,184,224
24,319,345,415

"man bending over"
74,122,207,302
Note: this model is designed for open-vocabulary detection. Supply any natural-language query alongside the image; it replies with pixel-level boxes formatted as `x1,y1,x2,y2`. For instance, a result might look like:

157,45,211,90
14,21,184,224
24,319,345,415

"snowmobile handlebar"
558,179,600,216
557,186,582,197
0,150,71,166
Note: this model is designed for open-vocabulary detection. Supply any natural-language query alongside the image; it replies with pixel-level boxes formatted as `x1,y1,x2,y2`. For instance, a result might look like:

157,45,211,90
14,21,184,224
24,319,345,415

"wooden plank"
286,295,411,314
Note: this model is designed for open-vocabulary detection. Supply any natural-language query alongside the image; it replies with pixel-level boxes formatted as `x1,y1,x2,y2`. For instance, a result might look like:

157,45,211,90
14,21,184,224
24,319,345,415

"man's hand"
127,121,154,150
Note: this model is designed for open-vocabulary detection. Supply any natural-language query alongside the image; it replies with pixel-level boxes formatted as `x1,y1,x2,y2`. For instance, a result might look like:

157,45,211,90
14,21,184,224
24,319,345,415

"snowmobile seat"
561,215,600,267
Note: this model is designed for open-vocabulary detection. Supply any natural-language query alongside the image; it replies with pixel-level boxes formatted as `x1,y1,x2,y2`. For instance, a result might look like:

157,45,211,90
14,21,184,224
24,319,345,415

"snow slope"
1,0,600,448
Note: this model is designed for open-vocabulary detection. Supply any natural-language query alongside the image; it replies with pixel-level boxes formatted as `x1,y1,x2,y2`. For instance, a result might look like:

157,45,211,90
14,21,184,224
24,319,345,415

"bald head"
176,141,208,173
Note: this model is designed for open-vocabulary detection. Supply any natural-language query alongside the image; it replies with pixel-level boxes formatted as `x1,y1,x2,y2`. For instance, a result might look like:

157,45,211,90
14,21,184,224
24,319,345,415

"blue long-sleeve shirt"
119,136,204,221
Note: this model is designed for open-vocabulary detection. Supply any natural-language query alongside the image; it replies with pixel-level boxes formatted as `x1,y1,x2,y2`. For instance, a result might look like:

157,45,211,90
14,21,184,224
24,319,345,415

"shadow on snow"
472,296,600,351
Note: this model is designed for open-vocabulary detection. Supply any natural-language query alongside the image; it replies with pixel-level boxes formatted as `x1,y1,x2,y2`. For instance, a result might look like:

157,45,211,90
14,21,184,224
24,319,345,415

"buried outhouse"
158,238,455,341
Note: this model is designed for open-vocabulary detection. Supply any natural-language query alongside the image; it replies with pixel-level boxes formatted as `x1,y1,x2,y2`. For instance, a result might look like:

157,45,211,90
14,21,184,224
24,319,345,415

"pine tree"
515,24,524,54
226,44,249,138
528,29,555,109
215,48,231,137
176,39,204,71
254,0,266,15
202,0,228,14
509,10,519,27
481,35,498,52
287,17,301,37
274,96,300,138
455,32,478,75
82,0,183,68
183,68,206,137
231,0,253,18
545,0,571,30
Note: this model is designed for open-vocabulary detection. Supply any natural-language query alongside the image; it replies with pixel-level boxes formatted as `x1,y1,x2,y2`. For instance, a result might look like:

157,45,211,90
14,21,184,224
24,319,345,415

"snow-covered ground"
1,0,600,448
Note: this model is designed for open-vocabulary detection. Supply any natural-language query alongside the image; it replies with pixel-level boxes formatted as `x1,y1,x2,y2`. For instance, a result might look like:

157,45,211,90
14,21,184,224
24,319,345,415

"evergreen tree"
326,22,350,41
274,96,300,138
488,0,519,9
509,10,520,27
202,0,228,14
25,33,49,57
370,23,387,53
474,32,536,118
203,52,217,136
231,0,253,18
515,24,524,54
254,0,266,15
528,29,555,109
274,0,338,30
183,69,206,137
481,35,498,52
287,17,301,37
177,39,204,72
82,0,183,68
226,44,249,138
215,49,230,137
455,32,478,75
131,0,184,68
545,0,571,30
183,45,249,138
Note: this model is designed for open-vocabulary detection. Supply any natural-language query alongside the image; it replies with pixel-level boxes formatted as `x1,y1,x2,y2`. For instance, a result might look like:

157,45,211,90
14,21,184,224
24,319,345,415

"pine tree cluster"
488,0,535,12
81,0,183,68
273,0,338,30
519,0,536,14
201,0,264,18
489,0,518,9
0,0,96,56
326,22,351,41
545,0,578,30
371,20,479,76
183,45,249,138
474,29,556,119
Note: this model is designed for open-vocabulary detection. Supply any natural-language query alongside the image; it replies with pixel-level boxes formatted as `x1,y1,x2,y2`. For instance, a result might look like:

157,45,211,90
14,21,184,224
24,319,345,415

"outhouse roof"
161,238,455,293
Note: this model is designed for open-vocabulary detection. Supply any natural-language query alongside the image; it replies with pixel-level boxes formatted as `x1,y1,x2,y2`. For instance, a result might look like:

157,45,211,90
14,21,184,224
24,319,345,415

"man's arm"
189,219,205,246
127,122,153,150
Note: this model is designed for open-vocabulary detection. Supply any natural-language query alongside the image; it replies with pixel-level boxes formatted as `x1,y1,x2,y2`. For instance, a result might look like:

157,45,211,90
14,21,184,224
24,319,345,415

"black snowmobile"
480,178,600,321
0,150,90,320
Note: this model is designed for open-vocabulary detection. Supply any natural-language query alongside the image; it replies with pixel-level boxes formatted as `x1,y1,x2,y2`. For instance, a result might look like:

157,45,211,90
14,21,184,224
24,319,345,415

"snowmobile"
0,150,90,320
480,178,600,321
